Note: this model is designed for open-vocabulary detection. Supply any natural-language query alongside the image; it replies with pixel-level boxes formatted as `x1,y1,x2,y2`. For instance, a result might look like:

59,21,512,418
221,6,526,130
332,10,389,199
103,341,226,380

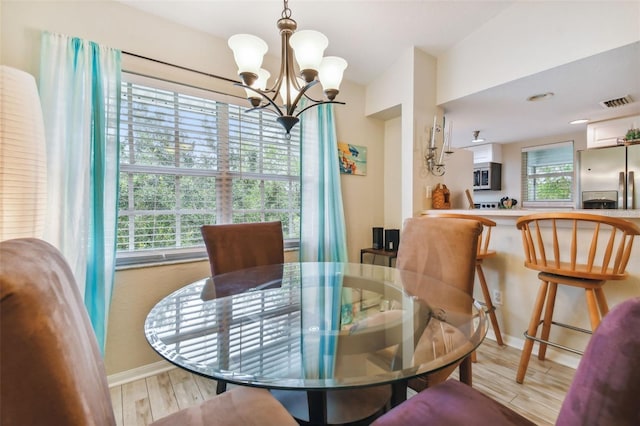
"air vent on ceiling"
599,95,633,109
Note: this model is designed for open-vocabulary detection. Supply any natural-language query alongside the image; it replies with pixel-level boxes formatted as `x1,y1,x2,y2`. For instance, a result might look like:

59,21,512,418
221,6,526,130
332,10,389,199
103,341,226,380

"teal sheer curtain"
300,103,349,262
301,263,343,379
39,32,121,353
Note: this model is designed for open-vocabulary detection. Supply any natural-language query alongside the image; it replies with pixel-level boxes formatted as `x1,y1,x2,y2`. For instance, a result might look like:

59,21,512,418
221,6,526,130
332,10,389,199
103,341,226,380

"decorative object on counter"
423,115,453,176
499,197,517,209
432,184,451,209
623,128,640,144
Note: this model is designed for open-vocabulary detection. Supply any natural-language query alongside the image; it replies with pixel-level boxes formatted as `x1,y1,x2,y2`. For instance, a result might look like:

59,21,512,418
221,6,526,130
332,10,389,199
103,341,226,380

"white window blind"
521,141,574,207
117,74,300,265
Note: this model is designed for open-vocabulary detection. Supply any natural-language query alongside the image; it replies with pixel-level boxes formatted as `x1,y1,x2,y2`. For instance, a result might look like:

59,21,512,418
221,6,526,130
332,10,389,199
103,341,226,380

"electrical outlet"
492,290,503,306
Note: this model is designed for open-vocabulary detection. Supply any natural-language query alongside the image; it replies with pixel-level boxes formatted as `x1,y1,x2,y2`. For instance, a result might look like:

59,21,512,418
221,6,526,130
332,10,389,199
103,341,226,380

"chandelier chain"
282,0,292,19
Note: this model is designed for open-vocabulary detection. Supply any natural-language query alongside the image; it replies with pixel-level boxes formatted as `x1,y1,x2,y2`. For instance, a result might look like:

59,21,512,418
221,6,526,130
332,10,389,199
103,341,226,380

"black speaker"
385,229,400,251
372,227,384,249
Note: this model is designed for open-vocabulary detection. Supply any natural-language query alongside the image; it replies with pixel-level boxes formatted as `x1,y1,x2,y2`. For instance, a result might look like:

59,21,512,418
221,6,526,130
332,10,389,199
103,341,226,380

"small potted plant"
625,128,640,142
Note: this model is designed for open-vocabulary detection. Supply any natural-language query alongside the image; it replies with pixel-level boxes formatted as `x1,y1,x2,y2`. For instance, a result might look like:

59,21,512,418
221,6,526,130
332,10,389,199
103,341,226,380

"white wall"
383,117,402,229
366,48,419,226
438,1,640,104
366,47,445,224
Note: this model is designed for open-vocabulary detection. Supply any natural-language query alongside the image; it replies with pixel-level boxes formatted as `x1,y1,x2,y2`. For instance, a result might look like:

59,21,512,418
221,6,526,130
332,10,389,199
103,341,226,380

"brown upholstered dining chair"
396,216,483,390
200,221,285,393
0,238,297,426
515,212,640,383
373,296,640,426
424,213,504,347
200,221,285,298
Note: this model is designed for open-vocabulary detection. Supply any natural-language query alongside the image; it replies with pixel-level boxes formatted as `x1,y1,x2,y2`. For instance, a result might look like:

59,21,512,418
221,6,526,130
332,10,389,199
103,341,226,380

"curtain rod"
122,50,240,84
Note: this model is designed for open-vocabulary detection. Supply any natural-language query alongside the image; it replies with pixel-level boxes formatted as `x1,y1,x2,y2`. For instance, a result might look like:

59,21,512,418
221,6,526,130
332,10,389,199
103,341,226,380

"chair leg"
516,280,549,384
585,289,603,330
594,287,609,320
476,263,504,346
538,282,557,361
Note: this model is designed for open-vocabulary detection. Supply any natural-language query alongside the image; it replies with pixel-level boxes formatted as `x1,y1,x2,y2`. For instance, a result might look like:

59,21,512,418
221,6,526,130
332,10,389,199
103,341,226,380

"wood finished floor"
109,339,575,425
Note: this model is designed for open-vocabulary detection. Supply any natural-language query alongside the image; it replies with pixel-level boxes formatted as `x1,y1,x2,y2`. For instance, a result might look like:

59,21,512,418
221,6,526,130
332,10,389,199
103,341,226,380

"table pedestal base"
272,386,392,425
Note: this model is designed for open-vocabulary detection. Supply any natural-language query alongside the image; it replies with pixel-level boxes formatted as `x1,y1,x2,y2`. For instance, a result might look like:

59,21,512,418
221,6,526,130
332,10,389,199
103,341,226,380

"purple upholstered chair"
372,296,640,426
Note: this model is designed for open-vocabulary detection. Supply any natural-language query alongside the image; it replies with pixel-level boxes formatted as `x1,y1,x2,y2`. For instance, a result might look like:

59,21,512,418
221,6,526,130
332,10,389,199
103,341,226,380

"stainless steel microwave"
473,162,502,191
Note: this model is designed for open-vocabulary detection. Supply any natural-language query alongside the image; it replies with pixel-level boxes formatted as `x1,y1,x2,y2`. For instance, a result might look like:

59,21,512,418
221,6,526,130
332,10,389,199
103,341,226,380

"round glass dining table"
145,262,487,425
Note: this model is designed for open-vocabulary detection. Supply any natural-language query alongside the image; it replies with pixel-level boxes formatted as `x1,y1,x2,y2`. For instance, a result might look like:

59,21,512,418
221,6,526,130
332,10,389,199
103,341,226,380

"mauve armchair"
0,238,297,426
396,216,483,390
372,296,640,426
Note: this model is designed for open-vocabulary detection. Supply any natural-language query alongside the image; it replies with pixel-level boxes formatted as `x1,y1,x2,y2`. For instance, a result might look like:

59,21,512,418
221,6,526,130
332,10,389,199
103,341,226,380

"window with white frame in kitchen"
521,140,574,208
116,73,300,266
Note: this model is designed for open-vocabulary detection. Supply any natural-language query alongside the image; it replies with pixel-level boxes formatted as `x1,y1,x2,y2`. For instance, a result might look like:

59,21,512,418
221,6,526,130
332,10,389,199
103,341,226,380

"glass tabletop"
145,262,487,391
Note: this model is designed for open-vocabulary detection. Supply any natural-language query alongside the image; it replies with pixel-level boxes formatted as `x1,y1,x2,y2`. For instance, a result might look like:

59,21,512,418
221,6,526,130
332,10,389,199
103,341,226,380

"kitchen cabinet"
466,143,502,164
587,115,640,148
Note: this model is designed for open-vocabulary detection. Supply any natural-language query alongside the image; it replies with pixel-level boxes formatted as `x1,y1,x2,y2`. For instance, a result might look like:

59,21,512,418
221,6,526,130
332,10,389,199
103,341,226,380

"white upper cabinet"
587,115,640,148
465,143,502,164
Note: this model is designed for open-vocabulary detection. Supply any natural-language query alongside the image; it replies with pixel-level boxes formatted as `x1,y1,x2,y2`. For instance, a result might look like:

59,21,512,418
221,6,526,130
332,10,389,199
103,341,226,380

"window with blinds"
521,140,574,207
117,74,300,265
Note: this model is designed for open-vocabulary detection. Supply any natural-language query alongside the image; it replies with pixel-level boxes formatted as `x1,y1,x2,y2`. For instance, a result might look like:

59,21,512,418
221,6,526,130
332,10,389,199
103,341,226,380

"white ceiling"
119,0,640,146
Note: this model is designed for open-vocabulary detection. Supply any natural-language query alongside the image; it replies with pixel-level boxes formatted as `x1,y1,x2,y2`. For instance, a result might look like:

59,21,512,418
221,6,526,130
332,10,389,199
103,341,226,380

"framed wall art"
338,142,367,176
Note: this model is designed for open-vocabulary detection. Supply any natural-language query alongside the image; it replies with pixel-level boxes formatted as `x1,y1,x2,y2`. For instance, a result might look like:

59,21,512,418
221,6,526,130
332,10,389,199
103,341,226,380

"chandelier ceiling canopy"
227,0,348,136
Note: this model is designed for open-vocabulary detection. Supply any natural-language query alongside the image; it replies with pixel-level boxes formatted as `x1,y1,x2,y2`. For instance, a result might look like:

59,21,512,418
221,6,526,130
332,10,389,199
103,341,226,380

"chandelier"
227,0,348,136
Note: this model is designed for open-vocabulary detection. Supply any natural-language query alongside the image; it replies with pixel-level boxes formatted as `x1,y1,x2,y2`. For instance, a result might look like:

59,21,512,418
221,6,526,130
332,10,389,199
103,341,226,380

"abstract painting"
338,142,367,176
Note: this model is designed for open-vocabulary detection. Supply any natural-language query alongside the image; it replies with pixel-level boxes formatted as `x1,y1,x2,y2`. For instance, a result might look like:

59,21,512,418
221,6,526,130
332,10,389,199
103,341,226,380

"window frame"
115,73,300,267
521,140,575,208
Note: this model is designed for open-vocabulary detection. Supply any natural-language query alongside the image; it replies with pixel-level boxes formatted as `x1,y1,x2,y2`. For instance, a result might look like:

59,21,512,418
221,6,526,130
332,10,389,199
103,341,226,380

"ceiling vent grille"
599,95,633,109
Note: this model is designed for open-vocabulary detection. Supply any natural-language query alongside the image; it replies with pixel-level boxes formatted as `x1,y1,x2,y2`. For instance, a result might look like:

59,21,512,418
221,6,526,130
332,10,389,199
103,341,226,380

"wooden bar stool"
426,213,504,348
515,212,640,384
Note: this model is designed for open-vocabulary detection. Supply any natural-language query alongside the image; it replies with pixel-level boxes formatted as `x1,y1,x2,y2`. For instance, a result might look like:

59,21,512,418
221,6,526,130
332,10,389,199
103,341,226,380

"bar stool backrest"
425,213,496,260
516,213,640,280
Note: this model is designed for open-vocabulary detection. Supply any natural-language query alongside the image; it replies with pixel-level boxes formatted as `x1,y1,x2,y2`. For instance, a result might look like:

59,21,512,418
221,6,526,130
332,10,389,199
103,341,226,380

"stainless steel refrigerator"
578,144,640,209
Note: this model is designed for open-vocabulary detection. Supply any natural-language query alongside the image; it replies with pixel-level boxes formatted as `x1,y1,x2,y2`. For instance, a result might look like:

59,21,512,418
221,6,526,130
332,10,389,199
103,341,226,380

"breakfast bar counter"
421,208,640,219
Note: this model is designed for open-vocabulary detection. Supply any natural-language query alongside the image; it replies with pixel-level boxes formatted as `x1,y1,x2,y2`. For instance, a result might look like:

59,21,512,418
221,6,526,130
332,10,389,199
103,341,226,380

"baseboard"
107,360,175,387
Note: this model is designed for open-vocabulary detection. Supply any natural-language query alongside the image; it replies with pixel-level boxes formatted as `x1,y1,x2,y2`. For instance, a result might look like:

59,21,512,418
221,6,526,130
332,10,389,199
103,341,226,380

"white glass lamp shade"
318,56,348,90
254,68,271,91
0,66,47,241
278,77,302,105
289,30,328,72
228,34,268,76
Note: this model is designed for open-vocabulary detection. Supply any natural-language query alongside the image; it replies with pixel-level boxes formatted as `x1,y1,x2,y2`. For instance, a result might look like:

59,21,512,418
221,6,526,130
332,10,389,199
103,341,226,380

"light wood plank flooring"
109,339,575,425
